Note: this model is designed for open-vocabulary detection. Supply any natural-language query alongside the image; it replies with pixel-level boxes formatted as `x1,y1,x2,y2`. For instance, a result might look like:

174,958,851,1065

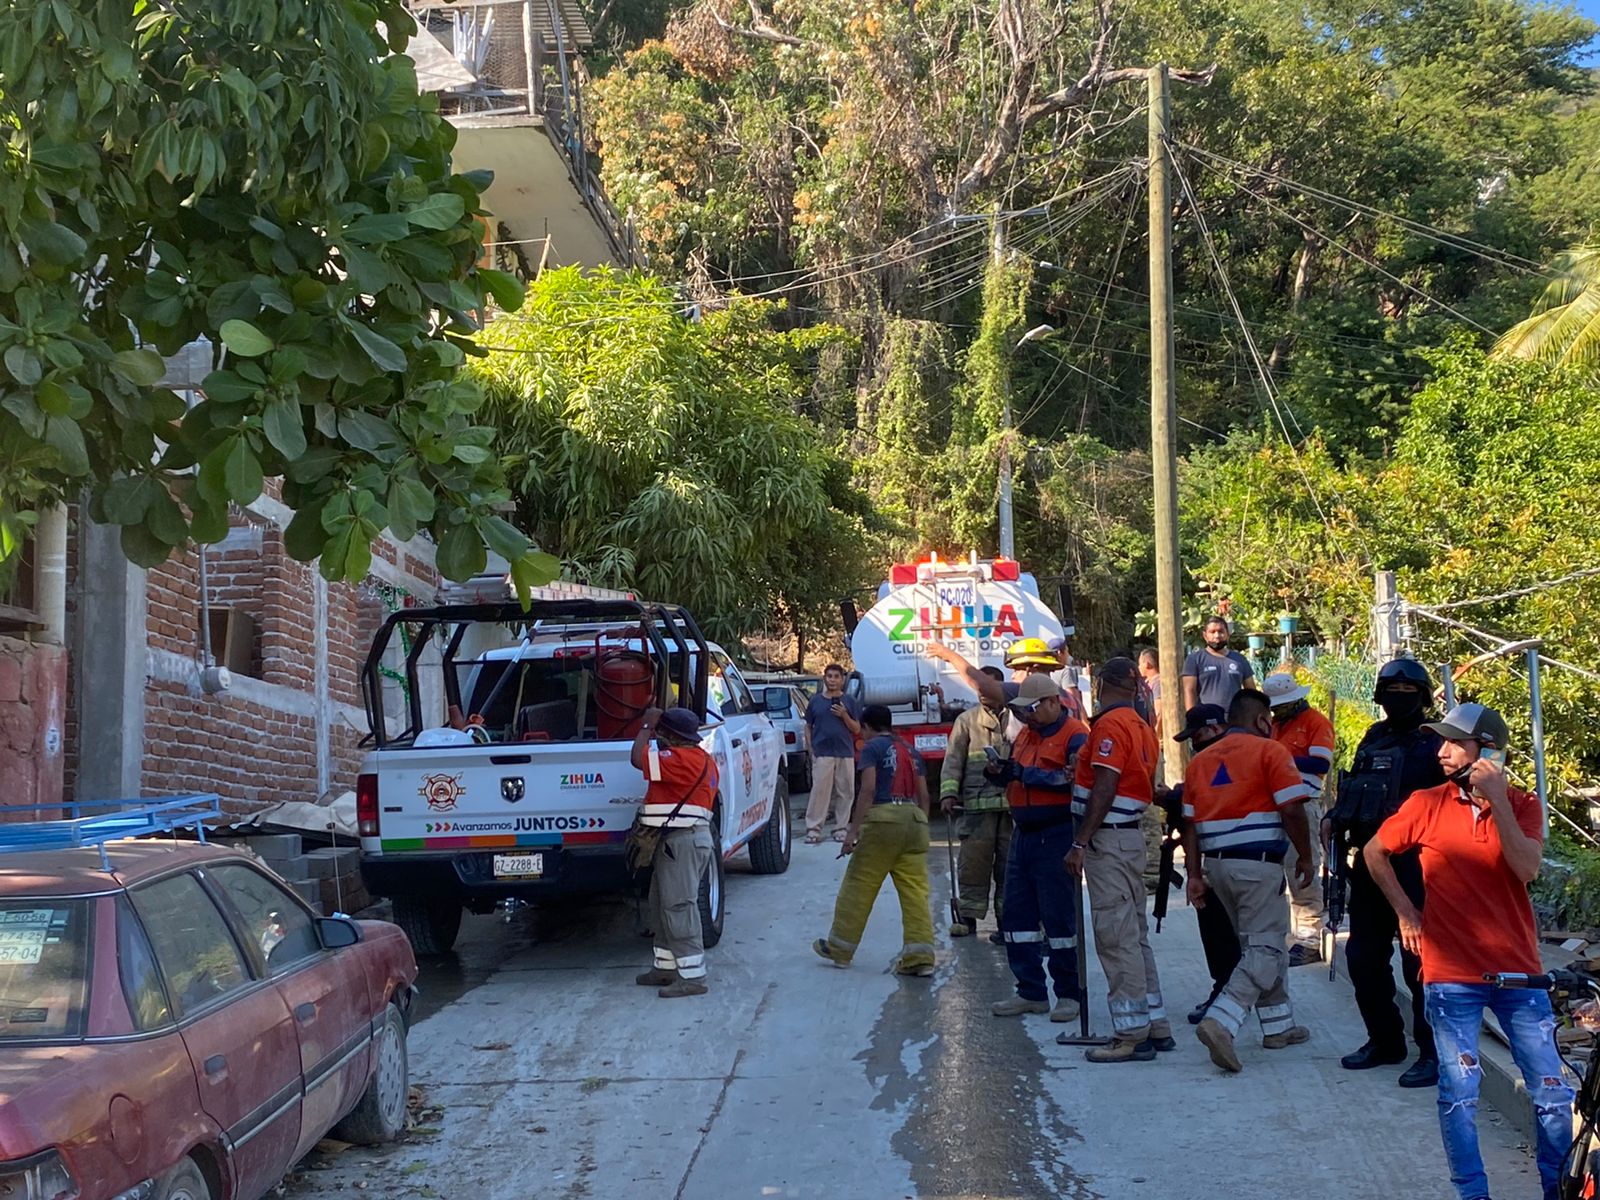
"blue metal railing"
0,795,223,868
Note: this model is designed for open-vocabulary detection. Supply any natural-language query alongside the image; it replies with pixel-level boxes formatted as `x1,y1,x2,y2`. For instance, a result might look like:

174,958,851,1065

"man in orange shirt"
1366,703,1571,1200
1264,671,1336,965
631,706,718,998
1182,690,1315,1072
1064,658,1169,1063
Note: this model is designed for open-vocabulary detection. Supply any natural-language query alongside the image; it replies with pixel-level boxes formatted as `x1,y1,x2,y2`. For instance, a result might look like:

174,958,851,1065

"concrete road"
286,812,1540,1200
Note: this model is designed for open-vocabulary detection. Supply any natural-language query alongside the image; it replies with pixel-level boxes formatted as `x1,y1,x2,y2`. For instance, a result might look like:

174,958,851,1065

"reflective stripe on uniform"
1146,993,1167,1022
654,948,677,969
1046,935,1077,950
1005,930,1044,943
1194,812,1287,852
902,942,935,958
1257,1001,1293,1035
1209,992,1248,1035
1110,998,1150,1033
1070,792,1151,820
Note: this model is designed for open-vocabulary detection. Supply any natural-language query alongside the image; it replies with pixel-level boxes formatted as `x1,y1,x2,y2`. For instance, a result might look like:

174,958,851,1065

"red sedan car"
0,833,418,1200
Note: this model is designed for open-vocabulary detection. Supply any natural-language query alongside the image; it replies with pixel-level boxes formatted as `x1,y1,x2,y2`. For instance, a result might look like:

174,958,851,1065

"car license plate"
914,733,948,753
493,853,544,879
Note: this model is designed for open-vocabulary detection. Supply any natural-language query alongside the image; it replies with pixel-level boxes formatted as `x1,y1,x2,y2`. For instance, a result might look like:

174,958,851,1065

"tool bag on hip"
625,759,711,875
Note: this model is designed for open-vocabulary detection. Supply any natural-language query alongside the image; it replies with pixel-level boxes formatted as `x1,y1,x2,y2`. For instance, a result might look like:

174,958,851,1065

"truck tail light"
356,773,380,837
784,732,797,746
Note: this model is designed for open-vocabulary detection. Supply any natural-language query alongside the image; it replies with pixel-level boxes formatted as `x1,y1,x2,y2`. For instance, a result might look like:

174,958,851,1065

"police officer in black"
1326,657,1443,1087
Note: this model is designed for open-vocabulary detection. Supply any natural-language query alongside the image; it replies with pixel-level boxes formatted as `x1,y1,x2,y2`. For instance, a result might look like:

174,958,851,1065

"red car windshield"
0,901,88,1040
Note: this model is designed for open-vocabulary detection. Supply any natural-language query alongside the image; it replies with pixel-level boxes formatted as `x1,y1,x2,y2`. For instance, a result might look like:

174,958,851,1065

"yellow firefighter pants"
825,805,935,969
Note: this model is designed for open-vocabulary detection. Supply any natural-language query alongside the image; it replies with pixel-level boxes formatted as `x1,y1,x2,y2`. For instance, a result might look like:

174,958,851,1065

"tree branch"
707,0,804,47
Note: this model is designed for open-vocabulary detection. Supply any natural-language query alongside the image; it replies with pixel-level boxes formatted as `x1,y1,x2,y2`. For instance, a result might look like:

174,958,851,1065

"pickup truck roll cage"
360,600,712,748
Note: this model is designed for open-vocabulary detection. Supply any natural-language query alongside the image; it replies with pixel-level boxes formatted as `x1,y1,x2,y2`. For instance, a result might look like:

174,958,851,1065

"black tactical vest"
1330,722,1445,836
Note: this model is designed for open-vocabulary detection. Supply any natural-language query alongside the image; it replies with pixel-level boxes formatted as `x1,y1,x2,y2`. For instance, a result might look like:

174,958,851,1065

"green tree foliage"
0,0,552,590
1495,245,1600,378
472,267,872,643
1184,343,1600,790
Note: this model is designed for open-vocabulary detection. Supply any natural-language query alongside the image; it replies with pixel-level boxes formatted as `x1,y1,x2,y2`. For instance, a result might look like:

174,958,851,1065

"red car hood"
0,1043,96,1159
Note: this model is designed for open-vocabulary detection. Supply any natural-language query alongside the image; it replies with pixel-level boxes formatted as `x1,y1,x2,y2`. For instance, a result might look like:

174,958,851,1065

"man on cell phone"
1364,702,1572,1200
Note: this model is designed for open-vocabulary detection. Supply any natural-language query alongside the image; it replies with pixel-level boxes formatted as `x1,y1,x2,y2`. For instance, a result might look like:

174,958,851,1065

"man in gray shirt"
1181,616,1256,711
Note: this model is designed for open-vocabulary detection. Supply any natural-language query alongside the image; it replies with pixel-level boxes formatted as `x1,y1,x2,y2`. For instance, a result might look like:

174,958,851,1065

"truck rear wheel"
748,775,791,875
698,808,725,949
392,894,462,956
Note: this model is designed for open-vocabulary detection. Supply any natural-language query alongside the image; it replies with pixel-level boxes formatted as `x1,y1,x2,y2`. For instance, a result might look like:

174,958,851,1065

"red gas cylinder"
595,648,655,739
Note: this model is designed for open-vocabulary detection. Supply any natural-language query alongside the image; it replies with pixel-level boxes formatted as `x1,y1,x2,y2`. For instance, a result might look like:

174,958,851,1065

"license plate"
493,853,544,879
914,733,948,753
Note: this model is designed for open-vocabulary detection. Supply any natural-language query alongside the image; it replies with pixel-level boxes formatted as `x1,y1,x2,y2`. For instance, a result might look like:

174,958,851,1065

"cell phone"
982,745,1001,763
1480,746,1507,770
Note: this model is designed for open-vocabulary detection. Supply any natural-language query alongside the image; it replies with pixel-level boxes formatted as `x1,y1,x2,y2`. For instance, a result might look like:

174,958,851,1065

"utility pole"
1148,64,1183,786
995,210,1016,560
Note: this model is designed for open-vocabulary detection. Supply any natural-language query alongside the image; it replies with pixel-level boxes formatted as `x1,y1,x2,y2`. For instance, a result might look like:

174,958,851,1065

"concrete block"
304,846,361,875
286,877,319,907
230,832,302,861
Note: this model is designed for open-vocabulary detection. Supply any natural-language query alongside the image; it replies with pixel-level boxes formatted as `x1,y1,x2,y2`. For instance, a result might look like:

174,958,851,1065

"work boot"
635,968,676,987
1398,1056,1440,1088
949,920,973,938
812,938,851,969
1288,944,1323,968
1085,1038,1157,1064
991,996,1051,1017
658,977,709,998
1197,1018,1243,1073
1049,997,1081,1023
1149,1035,1178,1052
895,960,935,978
1341,1040,1408,1070
988,930,1006,945
1263,1026,1312,1050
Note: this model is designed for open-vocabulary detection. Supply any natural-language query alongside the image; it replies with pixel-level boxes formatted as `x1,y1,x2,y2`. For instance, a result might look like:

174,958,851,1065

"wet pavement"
284,806,1540,1200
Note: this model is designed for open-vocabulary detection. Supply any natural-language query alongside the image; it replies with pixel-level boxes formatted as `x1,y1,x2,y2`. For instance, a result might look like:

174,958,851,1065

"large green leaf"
110,348,166,387
219,318,274,357
263,397,307,459
223,437,264,503
346,322,407,373
436,522,487,581
21,219,87,266
404,193,466,230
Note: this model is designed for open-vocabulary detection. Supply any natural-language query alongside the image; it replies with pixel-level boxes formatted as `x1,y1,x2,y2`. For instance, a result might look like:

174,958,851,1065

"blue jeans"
1424,983,1575,1200
1001,821,1079,1001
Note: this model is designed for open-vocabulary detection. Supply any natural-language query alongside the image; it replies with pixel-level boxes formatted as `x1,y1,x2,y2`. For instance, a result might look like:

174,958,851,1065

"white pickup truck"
354,598,791,954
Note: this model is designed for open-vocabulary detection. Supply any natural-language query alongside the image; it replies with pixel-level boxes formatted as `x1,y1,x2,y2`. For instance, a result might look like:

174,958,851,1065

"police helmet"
1372,656,1432,701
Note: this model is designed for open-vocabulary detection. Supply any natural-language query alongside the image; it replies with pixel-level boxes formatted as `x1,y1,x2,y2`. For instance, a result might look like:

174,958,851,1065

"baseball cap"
656,707,702,741
1011,674,1060,707
1097,656,1139,685
1424,702,1510,750
1046,635,1068,654
1261,671,1311,708
1172,704,1227,743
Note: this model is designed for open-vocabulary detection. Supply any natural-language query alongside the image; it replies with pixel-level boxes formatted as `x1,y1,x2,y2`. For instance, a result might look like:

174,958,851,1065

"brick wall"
62,501,437,816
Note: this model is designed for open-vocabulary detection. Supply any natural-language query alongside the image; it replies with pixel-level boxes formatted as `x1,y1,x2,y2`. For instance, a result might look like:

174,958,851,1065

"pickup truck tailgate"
366,742,641,854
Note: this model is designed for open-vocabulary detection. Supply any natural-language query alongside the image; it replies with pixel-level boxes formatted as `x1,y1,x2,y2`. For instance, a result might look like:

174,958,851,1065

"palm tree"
1493,246,1600,379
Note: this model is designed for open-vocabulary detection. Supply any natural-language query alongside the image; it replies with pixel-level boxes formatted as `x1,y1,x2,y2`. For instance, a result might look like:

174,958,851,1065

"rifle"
1323,828,1347,982
1322,689,1345,981
1154,788,1185,933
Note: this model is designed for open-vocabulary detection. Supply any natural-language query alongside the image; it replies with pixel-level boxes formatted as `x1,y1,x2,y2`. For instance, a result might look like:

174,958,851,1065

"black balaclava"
1378,688,1426,726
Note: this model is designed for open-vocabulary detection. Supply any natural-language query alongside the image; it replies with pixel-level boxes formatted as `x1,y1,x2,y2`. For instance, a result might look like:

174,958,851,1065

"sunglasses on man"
1010,698,1050,716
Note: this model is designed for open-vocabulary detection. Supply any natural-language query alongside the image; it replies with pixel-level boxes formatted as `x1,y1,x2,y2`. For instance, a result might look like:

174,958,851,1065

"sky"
1577,0,1600,64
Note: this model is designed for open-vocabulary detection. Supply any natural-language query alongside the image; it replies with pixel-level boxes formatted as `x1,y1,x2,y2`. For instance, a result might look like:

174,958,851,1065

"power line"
1174,141,1555,277
1424,566,1600,612
1407,606,1600,685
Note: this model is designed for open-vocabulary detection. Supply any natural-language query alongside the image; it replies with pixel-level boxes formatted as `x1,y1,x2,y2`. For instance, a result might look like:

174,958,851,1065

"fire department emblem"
419,772,465,812
741,748,754,798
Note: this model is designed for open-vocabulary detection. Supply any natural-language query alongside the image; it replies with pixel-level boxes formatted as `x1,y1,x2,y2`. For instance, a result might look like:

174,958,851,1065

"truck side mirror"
763,687,791,714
